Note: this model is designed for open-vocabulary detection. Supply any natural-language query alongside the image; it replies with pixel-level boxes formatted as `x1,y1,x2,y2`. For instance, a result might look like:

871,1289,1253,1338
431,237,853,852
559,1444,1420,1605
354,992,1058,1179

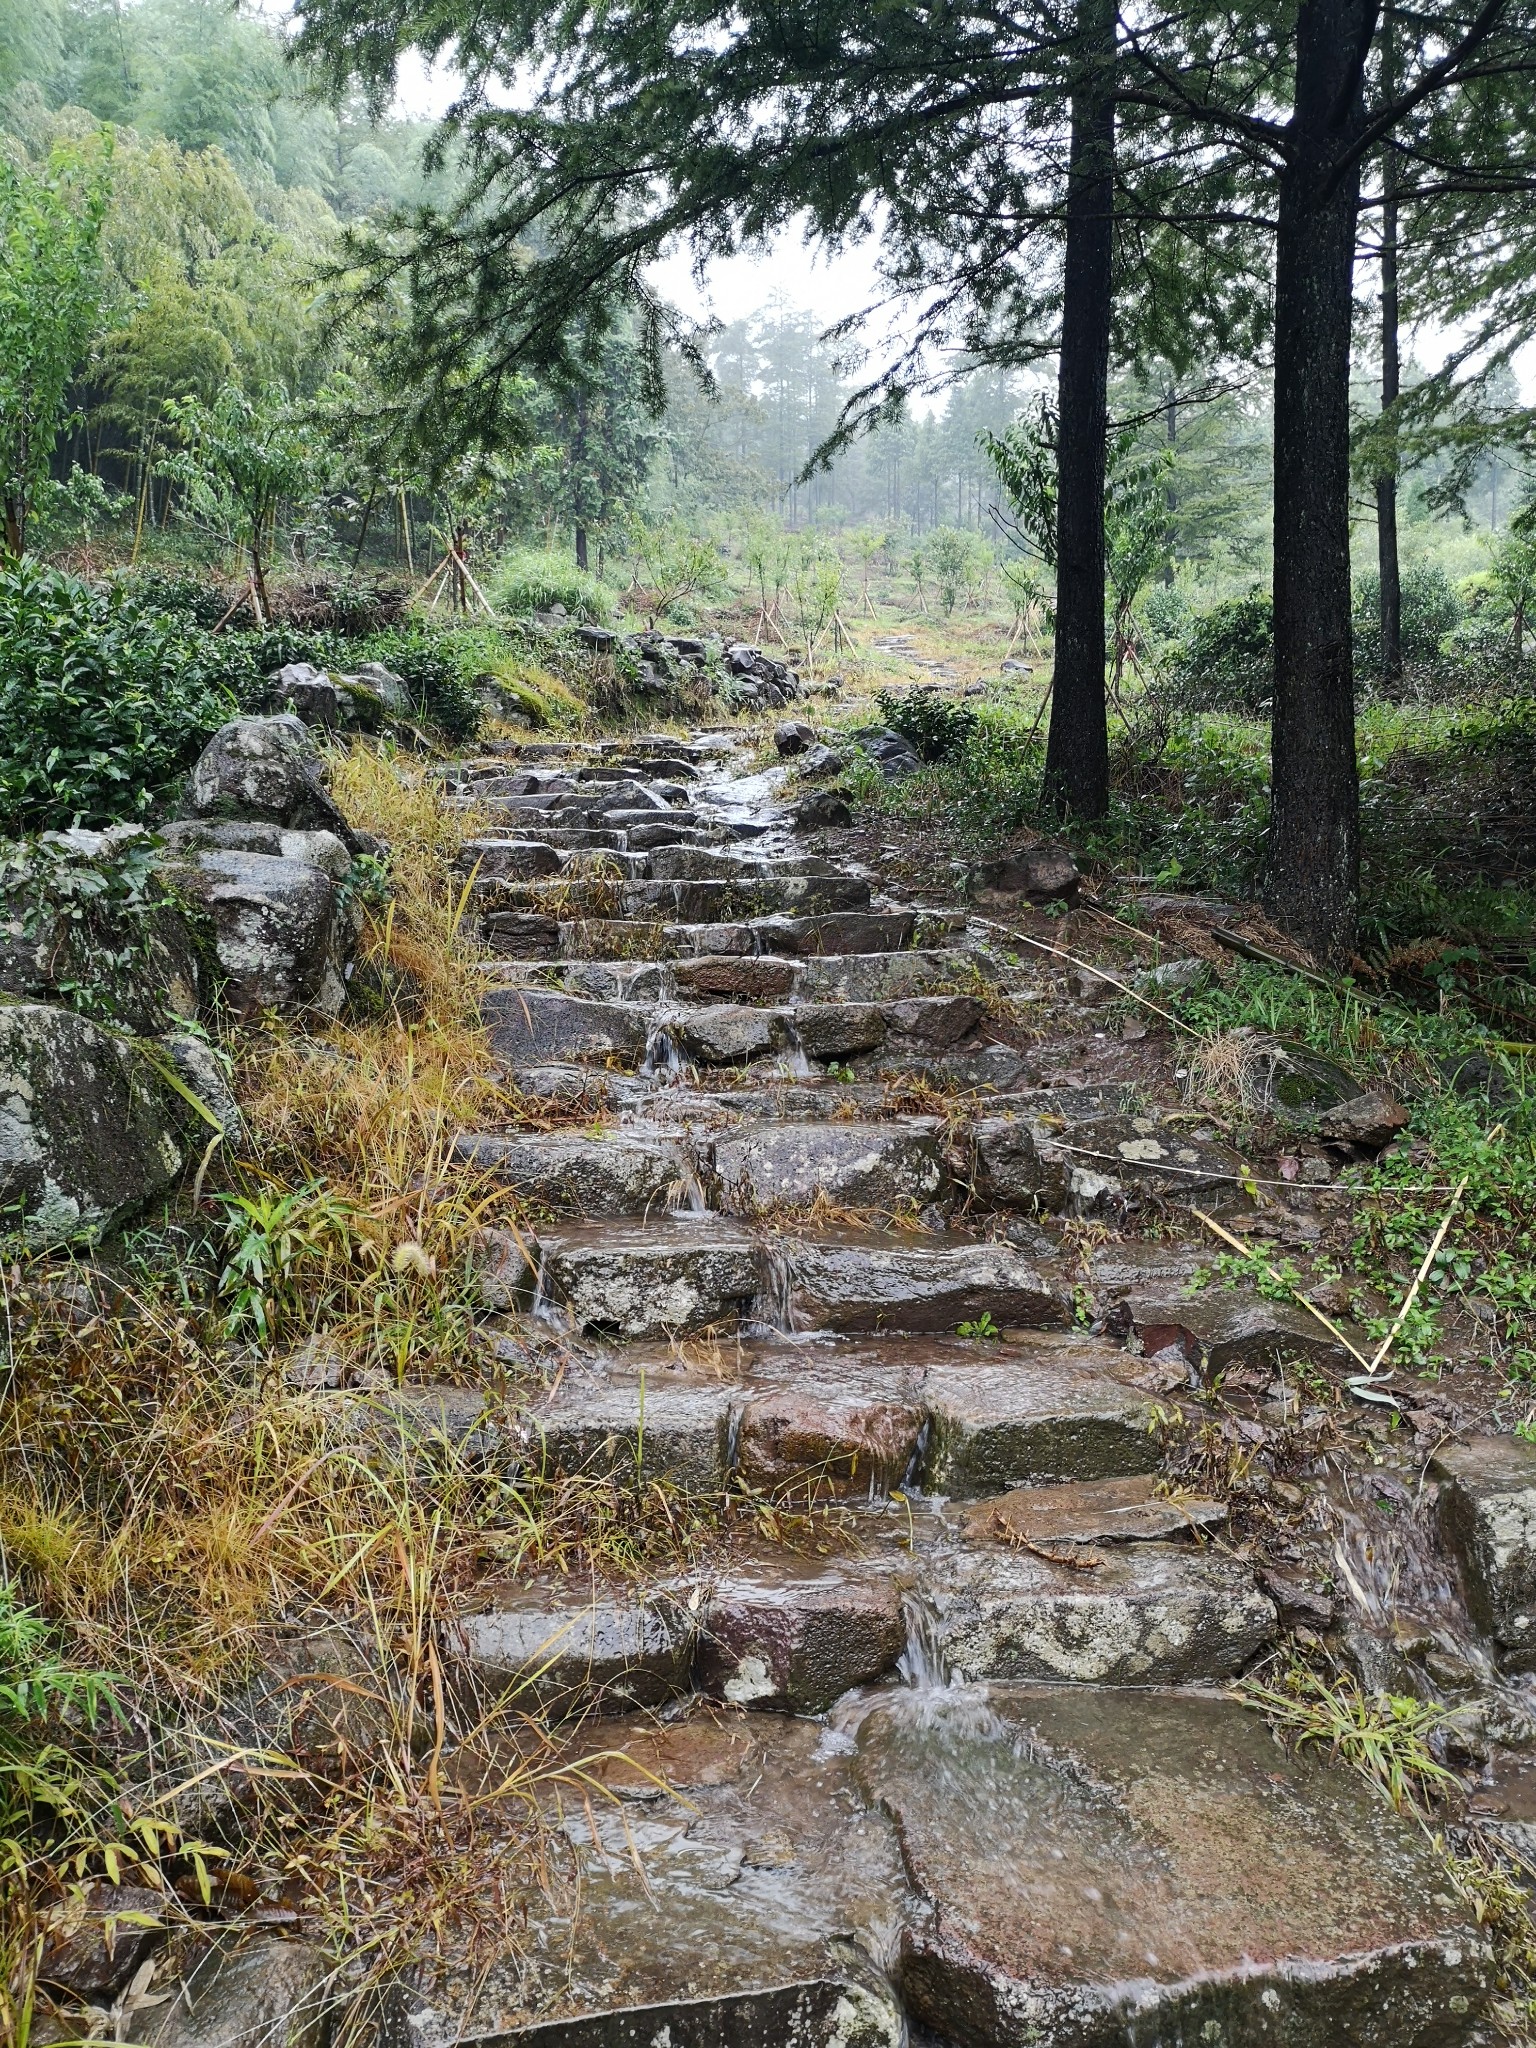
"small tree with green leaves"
160,383,321,619
1490,512,1536,660
0,142,112,559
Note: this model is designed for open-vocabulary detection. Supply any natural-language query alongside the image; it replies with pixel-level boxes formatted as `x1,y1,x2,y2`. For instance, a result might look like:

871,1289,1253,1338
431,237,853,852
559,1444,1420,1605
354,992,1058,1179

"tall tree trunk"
1268,0,1369,962
1043,0,1115,821
575,523,589,572
1375,10,1402,681
1163,380,1178,587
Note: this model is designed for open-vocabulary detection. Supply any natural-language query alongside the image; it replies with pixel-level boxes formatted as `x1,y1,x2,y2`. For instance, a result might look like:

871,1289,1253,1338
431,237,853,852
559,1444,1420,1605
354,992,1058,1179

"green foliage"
1236,1667,1457,1815
926,526,989,615
0,1582,116,1730
1488,516,1536,651
1353,560,1464,674
0,831,186,1023
875,688,978,762
0,140,112,555
1161,590,1274,712
357,626,483,740
490,548,613,623
0,559,234,831
121,565,244,631
215,1182,364,1344
160,383,323,610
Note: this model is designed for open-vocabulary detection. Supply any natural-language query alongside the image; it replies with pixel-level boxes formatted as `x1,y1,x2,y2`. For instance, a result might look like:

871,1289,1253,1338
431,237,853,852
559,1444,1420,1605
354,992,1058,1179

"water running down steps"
397,725,1510,2046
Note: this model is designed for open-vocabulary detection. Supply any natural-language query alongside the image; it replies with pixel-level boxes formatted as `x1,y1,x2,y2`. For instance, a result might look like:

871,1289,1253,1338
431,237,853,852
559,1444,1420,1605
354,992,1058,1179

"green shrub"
875,687,979,761
1141,583,1191,643
1354,560,1464,674
0,561,235,831
1160,589,1273,712
490,548,613,624
355,627,482,741
112,567,235,632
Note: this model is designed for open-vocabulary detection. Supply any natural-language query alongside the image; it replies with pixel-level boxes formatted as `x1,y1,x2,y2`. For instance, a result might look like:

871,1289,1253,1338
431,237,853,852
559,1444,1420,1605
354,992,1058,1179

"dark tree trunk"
575,523,589,572
1376,12,1402,681
1267,0,1369,962
1043,0,1115,821
1163,381,1178,587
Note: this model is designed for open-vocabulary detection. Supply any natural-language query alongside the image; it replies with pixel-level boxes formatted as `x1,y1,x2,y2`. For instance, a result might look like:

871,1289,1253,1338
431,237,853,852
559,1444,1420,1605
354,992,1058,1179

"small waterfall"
725,1403,744,1478
639,1025,686,1082
774,1022,814,1081
529,1248,564,1327
749,1243,801,1334
899,1419,932,1496
666,1162,713,1217
898,1589,954,1691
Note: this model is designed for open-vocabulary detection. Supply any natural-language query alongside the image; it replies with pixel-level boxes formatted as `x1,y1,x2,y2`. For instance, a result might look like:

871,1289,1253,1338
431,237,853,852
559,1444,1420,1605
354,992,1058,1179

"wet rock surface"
862,1687,1488,2047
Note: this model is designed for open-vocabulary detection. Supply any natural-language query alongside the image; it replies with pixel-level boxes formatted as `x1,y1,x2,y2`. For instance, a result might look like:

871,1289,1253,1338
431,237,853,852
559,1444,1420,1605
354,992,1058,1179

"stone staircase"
389,728,1496,2047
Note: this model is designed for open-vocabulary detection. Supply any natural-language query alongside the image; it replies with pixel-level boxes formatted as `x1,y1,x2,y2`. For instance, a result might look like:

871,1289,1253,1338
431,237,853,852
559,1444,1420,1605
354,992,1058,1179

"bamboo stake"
1191,1207,1375,1371
1365,1172,1472,1376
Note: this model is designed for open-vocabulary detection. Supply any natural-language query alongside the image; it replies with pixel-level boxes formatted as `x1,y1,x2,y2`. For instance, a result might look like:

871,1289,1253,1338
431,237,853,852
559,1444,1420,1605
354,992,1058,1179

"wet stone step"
1127,1283,1366,1375
624,876,873,921
916,1538,1276,1688
482,989,651,1064
794,947,993,1002
959,1472,1227,1548
499,1329,1164,1500
770,1229,1071,1335
452,1581,696,1717
713,1119,947,1212
863,1685,1488,2047
531,1218,761,1337
450,1507,1273,1716
646,846,846,881
1432,1435,1536,1671
419,1717,910,2045
623,819,717,850
753,911,919,955
452,1129,699,1217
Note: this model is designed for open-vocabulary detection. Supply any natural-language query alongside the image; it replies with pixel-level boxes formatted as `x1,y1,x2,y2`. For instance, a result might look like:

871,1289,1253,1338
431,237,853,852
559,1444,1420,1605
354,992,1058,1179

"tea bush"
875,687,978,761
0,561,235,831
1159,589,1273,713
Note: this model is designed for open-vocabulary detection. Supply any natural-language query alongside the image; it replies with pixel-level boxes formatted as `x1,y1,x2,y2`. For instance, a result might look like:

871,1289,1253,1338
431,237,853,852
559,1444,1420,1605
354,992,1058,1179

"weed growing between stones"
1171,965,1536,1389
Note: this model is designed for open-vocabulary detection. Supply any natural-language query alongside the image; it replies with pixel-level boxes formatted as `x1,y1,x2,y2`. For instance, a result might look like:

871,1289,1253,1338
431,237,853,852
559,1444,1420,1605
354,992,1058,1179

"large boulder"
170,846,361,1017
0,826,202,1030
269,663,341,727
0,1002,194,1242
184,715,361,849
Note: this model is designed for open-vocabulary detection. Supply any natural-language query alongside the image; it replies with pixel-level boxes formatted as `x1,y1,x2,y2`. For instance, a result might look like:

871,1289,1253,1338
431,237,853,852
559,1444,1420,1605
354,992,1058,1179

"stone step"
713,1118,946,1212
767,1228,1071,1335
864,1685,1485,2045
624,876,873,921
452,1129,699,1216
622,819,716,850
531,1217,760,1337
402,1692,1480,2046
794,946,989,1002
462,826,626,855
452,1497,1273,1719
524,1217,1075,1340
504,1330,1164,1498
478,875,875,922
482,988,652,1064
454,838,564,879
646,845,846,883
